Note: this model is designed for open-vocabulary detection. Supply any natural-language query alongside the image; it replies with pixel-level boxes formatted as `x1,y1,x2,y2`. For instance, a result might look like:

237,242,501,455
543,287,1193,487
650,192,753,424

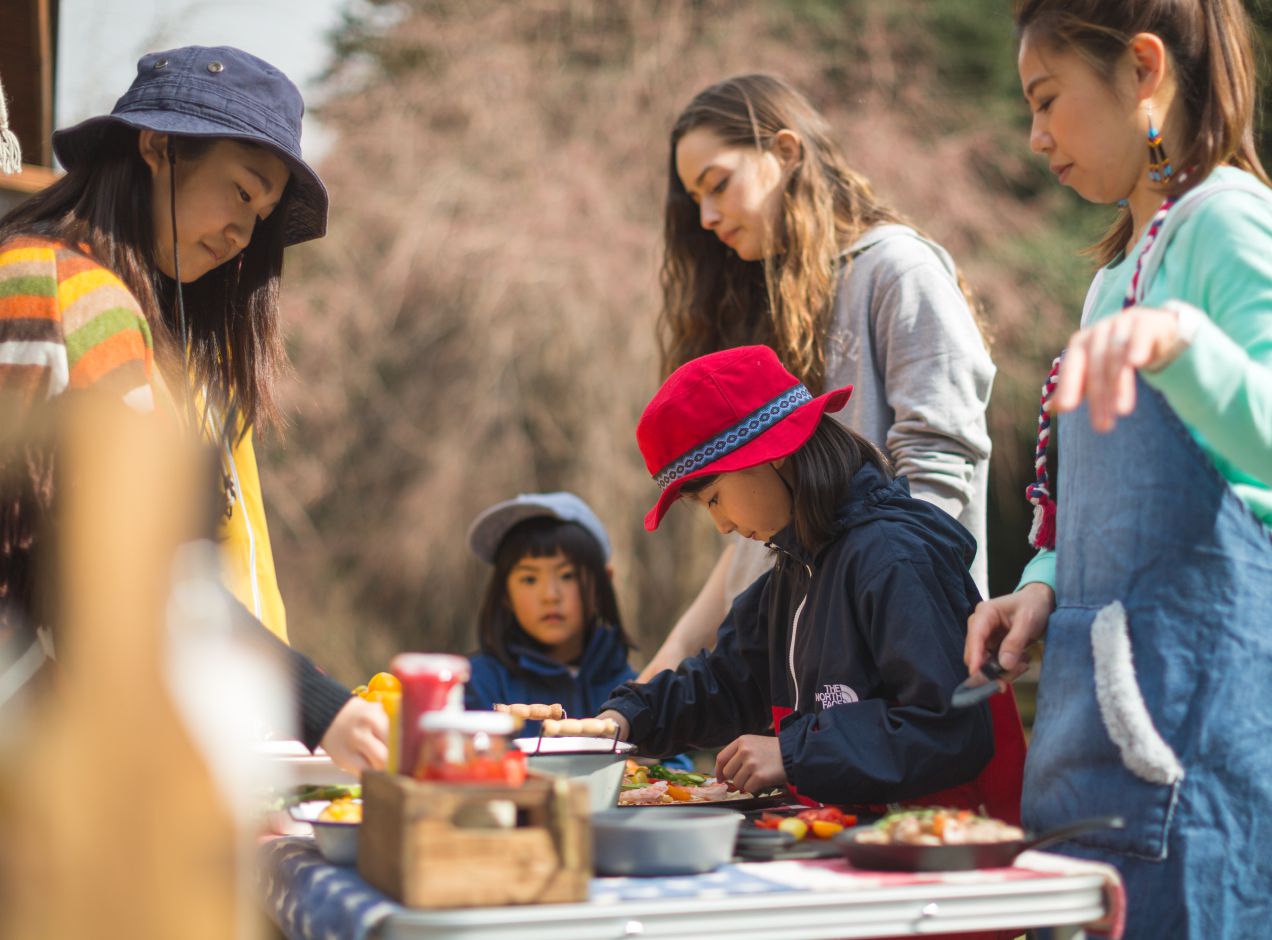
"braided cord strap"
1024,196,1176,551
1124,197,1176,305
1026,355,1062,550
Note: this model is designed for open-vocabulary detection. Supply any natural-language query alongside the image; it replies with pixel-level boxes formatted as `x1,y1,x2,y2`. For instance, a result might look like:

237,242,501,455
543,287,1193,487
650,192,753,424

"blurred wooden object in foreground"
0,398,262,940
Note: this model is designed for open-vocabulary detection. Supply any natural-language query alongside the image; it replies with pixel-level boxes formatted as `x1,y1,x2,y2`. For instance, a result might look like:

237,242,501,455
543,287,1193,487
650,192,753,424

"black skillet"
835,814,1125,872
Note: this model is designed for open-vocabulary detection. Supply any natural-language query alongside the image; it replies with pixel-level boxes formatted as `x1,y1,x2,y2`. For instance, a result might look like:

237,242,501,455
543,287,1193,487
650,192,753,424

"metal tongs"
495,703,623,754
950,654,1009,709
952,638,1044,709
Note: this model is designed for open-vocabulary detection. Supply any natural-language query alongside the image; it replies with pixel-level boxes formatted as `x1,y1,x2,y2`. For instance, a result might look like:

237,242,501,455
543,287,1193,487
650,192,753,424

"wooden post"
0,399,264,940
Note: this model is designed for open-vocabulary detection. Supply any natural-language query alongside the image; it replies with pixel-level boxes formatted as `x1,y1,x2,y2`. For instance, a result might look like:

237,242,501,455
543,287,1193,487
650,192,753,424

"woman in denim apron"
965,2,1272,936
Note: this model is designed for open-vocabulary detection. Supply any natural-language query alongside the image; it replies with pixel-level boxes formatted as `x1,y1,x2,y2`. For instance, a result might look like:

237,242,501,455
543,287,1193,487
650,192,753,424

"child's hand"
964,583,1054,691
715,734,787,794
319,696,389,773
595,709,630,741
1053,306,1191,433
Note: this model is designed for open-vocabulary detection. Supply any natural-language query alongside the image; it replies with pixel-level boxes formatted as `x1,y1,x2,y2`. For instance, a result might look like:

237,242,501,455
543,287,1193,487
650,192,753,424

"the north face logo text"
815,683,859,708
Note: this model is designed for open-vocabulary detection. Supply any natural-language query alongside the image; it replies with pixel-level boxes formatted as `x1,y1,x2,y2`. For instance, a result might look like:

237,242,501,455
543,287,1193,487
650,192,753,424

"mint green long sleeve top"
1021,166,1272,591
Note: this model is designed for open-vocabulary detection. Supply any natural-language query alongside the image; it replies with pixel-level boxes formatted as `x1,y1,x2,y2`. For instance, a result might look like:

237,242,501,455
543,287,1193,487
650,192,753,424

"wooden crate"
357,771,591,908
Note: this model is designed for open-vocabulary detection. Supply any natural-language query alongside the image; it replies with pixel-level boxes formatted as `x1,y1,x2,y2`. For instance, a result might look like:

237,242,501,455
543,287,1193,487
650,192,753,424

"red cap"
636,345,851,530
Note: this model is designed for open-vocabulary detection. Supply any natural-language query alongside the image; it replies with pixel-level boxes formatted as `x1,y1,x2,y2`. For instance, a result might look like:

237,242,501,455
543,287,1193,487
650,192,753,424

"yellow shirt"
218,427,288,642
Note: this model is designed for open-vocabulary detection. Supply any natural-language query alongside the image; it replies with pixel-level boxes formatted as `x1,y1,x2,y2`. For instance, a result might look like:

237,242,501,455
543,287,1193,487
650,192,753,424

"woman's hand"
319,696,389,773
1054,306,1190,432
964,582,1055,690
715,734,787,794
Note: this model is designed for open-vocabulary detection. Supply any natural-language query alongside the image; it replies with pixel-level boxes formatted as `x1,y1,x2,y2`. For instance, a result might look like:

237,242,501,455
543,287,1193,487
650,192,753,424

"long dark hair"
0,408,55,639
0,124,291,433
0,125,291,632
1015,0,1269,264
475,517,633,670
681,417,892,555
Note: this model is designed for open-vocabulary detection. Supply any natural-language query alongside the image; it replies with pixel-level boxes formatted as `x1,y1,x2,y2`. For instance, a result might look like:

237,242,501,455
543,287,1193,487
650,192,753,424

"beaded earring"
1146,103,1173,183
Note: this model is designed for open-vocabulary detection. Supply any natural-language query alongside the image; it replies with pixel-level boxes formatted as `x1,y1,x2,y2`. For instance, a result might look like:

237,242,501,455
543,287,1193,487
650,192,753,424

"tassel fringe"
1028,500,1056,551
0,128,21,175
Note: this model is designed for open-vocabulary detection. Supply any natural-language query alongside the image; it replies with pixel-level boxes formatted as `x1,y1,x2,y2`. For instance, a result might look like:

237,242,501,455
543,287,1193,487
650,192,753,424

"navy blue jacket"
602,464,993,805
467,622,635,733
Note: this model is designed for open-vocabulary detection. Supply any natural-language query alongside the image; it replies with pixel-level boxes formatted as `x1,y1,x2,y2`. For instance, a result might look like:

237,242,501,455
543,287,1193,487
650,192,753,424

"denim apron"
1022,364,1272,933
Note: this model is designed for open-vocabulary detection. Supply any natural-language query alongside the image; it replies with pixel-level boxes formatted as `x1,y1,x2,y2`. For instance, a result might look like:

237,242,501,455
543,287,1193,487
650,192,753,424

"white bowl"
254,740,359,786
591,807,743,876
514,737,634,812
288,800,360,865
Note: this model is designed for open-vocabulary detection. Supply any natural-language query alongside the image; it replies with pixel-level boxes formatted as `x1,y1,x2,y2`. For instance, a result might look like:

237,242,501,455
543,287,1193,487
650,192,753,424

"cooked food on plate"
264,783,361,814
317,796,363,824
853,808,1024,845
620,760,756,804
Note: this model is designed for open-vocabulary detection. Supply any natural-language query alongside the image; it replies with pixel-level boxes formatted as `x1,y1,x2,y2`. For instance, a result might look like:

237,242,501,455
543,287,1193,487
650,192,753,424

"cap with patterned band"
637,345,852,530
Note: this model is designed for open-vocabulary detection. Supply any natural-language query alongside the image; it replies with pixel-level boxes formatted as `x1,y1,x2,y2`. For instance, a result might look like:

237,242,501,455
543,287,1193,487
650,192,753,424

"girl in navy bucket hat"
0,47,387,772
598,346,1026,824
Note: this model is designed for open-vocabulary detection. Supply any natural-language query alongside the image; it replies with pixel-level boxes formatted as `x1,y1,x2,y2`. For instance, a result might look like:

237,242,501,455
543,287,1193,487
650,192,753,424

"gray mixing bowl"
514,736,634,812
591,807,743,876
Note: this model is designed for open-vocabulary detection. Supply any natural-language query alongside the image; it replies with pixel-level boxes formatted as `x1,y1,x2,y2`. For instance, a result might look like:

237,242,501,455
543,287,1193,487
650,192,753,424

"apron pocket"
1091,600,1184,786
1022,603,1181,861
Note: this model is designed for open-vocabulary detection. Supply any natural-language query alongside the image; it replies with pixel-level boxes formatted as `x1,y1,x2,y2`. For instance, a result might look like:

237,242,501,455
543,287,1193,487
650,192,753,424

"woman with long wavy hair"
639,74,996,680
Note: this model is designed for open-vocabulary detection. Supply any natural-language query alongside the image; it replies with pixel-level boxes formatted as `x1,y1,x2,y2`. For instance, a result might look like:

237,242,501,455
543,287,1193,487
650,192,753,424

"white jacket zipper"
788,563,813,713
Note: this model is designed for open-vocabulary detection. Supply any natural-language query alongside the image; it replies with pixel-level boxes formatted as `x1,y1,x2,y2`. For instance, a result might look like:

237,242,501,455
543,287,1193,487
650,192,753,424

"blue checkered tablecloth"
259,838,398,940
259,837,800,940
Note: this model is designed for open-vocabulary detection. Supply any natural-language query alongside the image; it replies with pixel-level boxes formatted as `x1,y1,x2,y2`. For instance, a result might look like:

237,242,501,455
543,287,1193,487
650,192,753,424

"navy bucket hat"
52,45,327,246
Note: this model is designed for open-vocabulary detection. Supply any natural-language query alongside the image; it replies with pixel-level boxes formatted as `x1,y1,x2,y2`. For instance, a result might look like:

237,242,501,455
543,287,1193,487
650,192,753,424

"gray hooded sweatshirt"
726,223,995,599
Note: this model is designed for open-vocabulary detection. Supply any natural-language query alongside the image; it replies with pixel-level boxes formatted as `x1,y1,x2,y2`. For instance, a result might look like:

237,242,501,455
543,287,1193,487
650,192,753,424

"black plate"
735,828,841,861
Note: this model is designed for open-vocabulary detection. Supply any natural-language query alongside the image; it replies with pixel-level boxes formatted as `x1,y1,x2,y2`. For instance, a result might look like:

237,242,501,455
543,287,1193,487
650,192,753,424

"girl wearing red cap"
599,346,1024,814
0,46,385,771
639,74,994,682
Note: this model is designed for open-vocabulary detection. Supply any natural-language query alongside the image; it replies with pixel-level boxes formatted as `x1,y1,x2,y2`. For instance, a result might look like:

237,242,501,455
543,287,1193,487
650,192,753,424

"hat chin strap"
167,139,204,440
767,461,796,552
166,142,238,520
167,139,188,359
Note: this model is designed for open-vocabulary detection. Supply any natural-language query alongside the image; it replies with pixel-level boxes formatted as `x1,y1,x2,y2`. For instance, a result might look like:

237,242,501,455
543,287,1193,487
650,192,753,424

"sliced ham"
619,780,669,804
686,781,730,801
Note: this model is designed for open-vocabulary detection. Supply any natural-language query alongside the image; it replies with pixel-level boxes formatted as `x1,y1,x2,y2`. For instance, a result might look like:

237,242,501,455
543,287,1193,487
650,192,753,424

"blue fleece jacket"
466,621,634,730
602,463,993,805
467,622,692,771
